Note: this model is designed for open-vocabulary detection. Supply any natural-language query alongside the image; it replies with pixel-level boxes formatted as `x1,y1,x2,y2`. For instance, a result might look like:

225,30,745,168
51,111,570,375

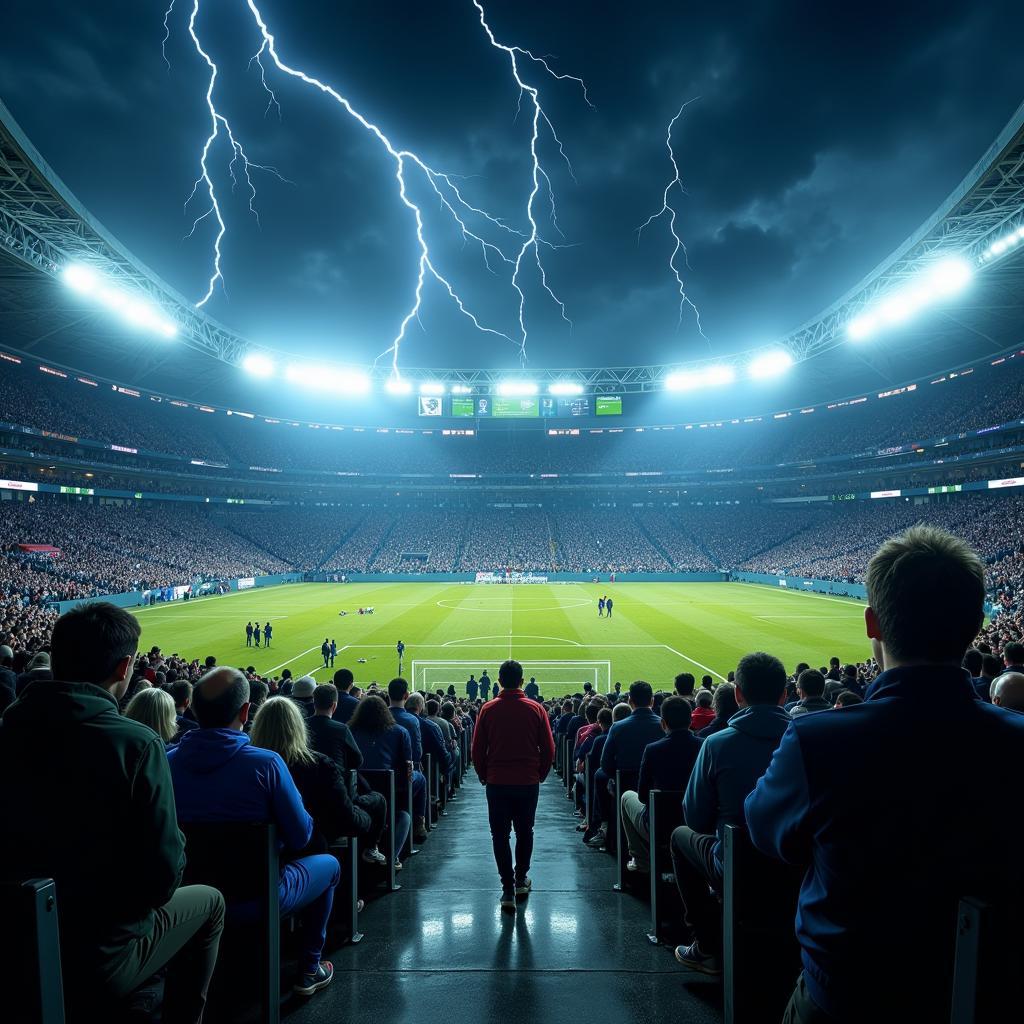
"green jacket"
0,680,185,972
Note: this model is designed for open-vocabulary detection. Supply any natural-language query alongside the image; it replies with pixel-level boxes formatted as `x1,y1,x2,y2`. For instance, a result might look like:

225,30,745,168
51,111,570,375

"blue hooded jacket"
745,665,1024,1020
167,728,312,853
683,703,791,868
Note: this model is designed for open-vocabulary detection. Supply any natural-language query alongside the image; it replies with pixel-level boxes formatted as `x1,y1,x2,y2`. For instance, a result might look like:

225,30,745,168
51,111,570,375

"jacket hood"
4,679,118,727
170,727,252,774
727,704,792,740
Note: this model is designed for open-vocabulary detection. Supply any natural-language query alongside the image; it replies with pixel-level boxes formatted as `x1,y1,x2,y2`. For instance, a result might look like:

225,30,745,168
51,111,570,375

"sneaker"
294,961,335,996
674,942,721,975
413,816,429,843
626,856,649,873
394,859,403,872
585,828,607,848
515,878,532,901
500,888,516,912
362,847,387,866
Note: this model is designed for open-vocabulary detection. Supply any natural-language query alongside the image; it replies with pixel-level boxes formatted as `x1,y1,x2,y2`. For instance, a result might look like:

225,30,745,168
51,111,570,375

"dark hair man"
387,677,429,841
169,679,199,742
479,669,492,701
1003,640,1024,672
587,681,663,848
671,652,790,975
472,659,555,912
525,674,540,700
746,525,1024,1022
0,603,225,1020
790,669,830,717
674,673,696,700
620,695,702,872
466,673,479,700
331,668,359,723
169,667,339,997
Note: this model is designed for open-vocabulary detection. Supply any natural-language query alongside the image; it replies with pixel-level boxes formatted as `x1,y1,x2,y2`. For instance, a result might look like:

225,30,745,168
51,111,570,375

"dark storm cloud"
1,0,1022,369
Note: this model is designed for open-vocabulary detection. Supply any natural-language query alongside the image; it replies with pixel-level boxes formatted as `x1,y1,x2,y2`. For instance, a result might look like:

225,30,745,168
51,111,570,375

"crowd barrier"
729,571,867,599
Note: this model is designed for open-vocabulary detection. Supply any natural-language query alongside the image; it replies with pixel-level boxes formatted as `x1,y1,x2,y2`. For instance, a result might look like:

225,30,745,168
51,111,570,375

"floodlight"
419,381,446,395
285,364,370,394
451,384,473,395
62,264,99,293
924,257,972,296
385,377,413,395
242,353,275,378
847,314,876,340
748,350,793,380
497,381,539,396
665,365,735,392
548,381,584,396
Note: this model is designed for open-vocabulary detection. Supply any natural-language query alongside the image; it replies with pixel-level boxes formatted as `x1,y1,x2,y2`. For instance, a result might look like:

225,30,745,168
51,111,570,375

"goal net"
411,659,613,695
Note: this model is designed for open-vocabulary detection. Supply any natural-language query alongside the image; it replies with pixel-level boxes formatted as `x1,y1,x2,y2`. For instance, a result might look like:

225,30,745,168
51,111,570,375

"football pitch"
132,582,870,698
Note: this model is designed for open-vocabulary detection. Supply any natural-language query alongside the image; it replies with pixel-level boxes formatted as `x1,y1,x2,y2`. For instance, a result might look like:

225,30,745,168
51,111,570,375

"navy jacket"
307,714,364,773
637,729,703,805
350,724,412,775
745,666,1024,1020
683,703,791,867
167,728,312,853
390,705,423,763
332,691,359,724
418,713,455,775
600,708,664,776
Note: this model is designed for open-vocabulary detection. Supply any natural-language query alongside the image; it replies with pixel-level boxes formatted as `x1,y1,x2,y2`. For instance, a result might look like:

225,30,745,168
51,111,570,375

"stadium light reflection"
385,377,413,395
419,381,446,395
61,263,177,338
665,365,736,392
497,381,539,396
748,350,793,380
548,382,584,396
451,384,473,395
847,257,972,341
242,353,275,378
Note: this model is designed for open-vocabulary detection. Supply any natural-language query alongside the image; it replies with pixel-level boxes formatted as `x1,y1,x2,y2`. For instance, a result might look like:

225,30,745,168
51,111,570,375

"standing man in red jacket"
472,659,556,912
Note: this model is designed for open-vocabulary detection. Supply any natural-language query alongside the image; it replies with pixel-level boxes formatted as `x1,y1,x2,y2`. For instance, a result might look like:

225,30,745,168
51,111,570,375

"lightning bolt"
637,98,706,336
163,0,588,370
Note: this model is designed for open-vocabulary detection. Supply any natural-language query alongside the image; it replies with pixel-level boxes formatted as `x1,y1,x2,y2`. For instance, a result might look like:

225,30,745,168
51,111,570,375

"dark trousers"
246,636,252,646
279,854,341,975
94,884,225,1024
670,825,722,955
783,973,835,1023
485,783,540,889
591,767,611,829
353,791,387,848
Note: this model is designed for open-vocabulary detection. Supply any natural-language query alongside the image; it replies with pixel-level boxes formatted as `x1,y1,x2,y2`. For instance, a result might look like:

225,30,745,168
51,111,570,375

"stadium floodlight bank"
412,660,612,693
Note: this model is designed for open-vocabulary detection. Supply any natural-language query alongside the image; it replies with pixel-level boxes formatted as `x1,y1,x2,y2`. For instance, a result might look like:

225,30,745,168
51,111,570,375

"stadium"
1,5,1023,1023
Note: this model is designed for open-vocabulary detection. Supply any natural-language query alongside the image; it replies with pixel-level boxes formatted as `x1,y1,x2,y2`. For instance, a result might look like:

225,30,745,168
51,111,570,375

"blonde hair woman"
250,697,387,865
124,687,178,745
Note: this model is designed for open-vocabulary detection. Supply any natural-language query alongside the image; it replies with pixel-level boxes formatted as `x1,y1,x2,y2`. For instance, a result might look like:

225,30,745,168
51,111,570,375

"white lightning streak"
637,98,706,336
248,41,282,119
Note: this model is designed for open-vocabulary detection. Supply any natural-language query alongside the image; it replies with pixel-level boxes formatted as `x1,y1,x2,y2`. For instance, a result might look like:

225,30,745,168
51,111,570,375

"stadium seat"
950,895,1023,1023
645,789,686,945
360,769,401,892
179,821,282,1024
424,753,436,830
611,769,641,892
326,771,363,944
722,824,803,1024
0,877,65,1024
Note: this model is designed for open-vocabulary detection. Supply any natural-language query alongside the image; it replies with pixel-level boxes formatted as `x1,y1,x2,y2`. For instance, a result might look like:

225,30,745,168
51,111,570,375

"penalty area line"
661,644,726,682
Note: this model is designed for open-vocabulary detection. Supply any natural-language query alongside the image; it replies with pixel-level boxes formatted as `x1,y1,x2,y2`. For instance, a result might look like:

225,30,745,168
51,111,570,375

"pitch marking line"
661,644,726,682
442,634,583,647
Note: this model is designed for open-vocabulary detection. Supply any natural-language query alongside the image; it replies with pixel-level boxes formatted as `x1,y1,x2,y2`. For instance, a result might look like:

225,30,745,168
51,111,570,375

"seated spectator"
620,696,703,872
789,669,831,717
168,680,199,741
991,671,1024,712
671,651,790,975
247,678,269,728
348,695,414,865
0,602,224,1022
331,668,359,723
250,696,387,866
387,678,429,842
588,681,664,848
307,683,365,773
407,692,457,791
16,650,52,695
1003,640,1024,672
168,667,339,998
834,690,864,708
746,525,1024,1022
689,689,715,732
573,697,604,757
674,672,696,702
697,682,738,738
125,686,179,746
290,676,316,718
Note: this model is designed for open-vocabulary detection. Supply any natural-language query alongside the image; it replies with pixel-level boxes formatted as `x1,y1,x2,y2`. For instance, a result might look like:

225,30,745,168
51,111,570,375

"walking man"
329,639,337,667
253,622,261,647
598,596,605,617
263,621,273,648
321,639,331,669
472,659,556,912
246,621,254,647
480,669,492,701
605,596,614,618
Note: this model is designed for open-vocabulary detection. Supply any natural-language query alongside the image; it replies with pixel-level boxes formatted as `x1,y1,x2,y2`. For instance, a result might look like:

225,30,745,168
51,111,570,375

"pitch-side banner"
475,571,549,584
237,577,256,590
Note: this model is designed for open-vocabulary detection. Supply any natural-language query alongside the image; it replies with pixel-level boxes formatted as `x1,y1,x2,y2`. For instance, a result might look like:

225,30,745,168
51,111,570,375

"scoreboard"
427,394,622,418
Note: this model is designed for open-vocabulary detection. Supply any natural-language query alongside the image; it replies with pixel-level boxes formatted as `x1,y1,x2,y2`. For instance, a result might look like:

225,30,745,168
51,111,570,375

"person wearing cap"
291,676,317,719
16,650,53,695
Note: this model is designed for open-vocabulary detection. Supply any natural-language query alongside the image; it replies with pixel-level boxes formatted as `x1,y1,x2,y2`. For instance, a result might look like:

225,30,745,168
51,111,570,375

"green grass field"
133,582,871,698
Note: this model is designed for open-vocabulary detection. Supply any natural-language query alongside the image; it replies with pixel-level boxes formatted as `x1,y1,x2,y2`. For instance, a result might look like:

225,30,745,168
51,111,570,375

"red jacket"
689,707,716,732
472,688,555,785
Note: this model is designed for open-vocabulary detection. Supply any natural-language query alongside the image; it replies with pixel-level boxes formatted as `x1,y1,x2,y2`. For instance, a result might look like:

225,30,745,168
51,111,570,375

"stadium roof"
2,95,1024,413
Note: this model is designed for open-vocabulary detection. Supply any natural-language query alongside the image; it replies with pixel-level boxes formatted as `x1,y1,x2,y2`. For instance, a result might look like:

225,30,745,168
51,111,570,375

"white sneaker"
362,847,388,866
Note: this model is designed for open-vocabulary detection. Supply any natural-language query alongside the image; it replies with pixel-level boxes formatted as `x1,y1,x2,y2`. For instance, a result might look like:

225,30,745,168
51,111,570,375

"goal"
411,659,613,694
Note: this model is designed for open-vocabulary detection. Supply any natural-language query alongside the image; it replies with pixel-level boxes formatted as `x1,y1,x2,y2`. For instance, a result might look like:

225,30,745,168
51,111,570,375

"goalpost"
411,659,613,694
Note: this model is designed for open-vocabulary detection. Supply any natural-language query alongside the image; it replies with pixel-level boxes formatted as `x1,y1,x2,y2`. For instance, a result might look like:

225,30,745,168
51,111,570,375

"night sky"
2,0,1023,372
